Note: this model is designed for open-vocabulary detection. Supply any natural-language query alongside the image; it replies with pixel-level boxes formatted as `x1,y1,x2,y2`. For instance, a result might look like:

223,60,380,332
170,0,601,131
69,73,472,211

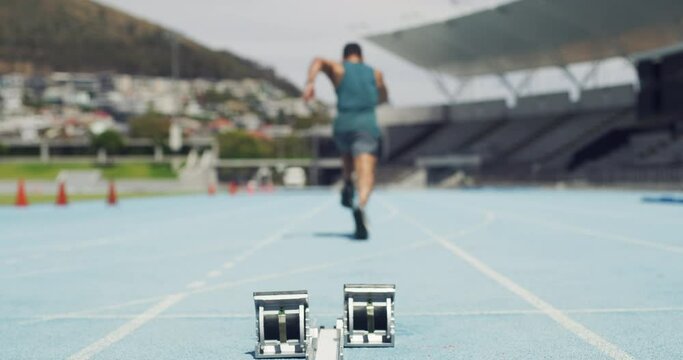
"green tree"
292,111,331,130
91,129,124,154
244,94,261,112
129,112,170,144
201,89,234,105
217,131,275,159
274,136,311,158
22,92,44,109
0,142,7,156
276,109,287,125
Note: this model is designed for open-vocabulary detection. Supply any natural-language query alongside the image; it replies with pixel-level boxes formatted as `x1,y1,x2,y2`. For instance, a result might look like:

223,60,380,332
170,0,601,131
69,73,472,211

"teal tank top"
335,62,380,138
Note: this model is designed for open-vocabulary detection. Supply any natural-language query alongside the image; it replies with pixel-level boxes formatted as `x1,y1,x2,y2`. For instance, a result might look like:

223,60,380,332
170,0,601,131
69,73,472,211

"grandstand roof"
367,0,683,76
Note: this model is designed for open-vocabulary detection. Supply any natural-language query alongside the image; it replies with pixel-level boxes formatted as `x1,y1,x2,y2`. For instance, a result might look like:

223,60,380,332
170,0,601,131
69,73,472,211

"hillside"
0,0,299,95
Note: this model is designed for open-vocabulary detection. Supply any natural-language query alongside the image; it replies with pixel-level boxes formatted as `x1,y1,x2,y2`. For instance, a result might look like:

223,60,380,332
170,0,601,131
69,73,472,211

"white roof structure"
368,0,683,77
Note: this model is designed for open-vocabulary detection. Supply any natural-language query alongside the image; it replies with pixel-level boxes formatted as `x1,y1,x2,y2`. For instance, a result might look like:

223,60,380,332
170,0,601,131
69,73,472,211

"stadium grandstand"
316,0,683,188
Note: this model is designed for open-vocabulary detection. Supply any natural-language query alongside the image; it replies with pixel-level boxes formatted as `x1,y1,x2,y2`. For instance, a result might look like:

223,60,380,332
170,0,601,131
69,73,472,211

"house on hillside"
208,117,235,133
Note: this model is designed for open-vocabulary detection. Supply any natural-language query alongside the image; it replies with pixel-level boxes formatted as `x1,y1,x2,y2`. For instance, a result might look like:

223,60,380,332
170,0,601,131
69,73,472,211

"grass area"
0,192,193,206
0,162,176,180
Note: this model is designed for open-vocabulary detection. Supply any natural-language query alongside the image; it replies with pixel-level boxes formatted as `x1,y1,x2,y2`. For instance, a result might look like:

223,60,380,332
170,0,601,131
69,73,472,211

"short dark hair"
343,43,362,58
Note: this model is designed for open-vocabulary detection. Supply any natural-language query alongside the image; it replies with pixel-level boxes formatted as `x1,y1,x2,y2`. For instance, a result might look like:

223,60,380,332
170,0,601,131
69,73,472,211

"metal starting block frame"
306,319,344,360
343,284,396,348
253,284,395,359
254,291,310,359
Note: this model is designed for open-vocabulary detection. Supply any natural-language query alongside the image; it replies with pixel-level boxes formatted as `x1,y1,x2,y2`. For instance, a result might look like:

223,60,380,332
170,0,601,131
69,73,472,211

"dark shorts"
333,131,381,157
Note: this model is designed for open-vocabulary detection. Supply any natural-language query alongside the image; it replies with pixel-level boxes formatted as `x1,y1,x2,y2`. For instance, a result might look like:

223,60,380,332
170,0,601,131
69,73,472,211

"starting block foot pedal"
254,290,310,359
343,284,395,348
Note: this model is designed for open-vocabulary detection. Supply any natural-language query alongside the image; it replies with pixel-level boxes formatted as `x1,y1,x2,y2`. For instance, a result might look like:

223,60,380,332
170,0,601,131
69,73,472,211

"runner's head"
343,43,363,61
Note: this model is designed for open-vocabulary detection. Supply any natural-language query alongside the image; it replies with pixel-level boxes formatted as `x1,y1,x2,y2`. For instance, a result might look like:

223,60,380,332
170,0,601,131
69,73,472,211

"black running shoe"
353,208,368,240
341,181,354,208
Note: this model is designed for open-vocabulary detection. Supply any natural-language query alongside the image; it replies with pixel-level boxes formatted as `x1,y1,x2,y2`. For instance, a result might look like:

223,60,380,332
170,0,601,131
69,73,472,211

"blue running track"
1,189,682,359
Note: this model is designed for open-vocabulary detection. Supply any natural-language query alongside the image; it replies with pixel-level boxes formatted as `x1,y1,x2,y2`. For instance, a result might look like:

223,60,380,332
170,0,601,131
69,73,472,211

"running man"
303,43,389,239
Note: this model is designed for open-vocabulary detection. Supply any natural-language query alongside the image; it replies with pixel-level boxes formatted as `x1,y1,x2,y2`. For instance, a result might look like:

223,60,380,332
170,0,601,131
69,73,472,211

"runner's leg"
342,154,354,181
354,153,377,209
340,154,355,208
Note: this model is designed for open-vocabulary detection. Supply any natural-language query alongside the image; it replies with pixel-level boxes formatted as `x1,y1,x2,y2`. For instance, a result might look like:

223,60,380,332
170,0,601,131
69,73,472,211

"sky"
96,0,504,106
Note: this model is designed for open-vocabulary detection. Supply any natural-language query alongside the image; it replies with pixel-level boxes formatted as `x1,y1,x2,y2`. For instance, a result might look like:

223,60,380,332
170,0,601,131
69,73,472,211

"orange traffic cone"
228,181,238,195
107,181,118,206
246,181,256,195
265,182,275,193
55,181,68,206
208,182,217,196
15,179,29,207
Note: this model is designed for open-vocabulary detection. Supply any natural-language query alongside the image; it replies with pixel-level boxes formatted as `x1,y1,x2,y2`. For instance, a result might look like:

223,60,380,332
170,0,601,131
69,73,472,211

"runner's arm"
304,58,341,101
375,70,389,104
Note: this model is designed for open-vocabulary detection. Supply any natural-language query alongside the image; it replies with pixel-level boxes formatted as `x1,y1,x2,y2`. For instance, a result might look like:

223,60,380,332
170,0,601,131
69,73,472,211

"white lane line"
418,195,683,256
379,200,496,241
188,239,433,297
395,204,635,360
374,199,399,224
65,200,332,360
23,306,683,321
206,270,222,278
24,296,166,325
402,306,683,317
4,194,274,242
0,266,80,279
43,237,431,328
186,281,206,290
29,202,329,326
64,241,430,360
50,243,425,322
13,238,117,254
521,200,683,225
23,199,312,325
217,199,333,270
29,313,254,320
2,197,291,264
0,238,118,263
66,293,186,360
446,210,497,239
21,237,429,346
502,212,683,255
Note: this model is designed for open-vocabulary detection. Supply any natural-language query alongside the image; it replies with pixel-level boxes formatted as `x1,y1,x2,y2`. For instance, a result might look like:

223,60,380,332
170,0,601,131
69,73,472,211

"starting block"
254,291,310,358
253,284,395,359
343,284,395,348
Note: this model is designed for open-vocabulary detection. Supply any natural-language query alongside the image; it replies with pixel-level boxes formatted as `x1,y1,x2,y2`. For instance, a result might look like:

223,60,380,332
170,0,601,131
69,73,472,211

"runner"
304,43,389,239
